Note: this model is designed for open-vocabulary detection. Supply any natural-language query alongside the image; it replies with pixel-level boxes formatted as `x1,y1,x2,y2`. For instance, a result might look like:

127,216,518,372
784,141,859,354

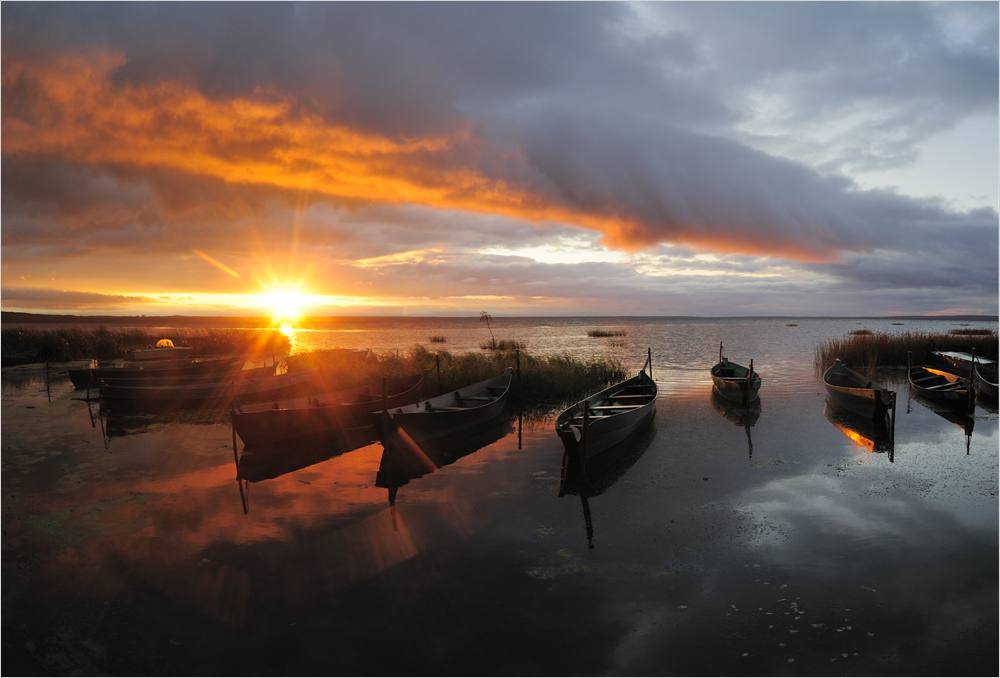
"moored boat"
930,350,998,379
373,367,514,443
973,357,998,403
555,353,656,466
710,343,761,405
100,369,327,412
823,359,895,421
907,353,975,412
99,363,275,388
68,356,247,390
232,372,428,447
125,339,193,361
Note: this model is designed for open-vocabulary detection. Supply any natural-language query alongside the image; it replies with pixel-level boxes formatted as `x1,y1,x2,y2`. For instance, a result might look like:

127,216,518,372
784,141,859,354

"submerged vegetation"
1,326,290,362
815,329,999,372
287,345,629,415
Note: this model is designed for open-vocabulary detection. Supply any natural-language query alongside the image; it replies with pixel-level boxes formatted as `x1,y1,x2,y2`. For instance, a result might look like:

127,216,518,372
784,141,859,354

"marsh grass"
293,345,629,415
1,326,290,362
429,336,448,343
587,329,627,337
815,329,999,372
948,328,994,336
480,338,524,351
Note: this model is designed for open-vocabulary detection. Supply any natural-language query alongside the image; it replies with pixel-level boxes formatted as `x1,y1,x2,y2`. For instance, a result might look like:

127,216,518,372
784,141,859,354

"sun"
259,289,310,327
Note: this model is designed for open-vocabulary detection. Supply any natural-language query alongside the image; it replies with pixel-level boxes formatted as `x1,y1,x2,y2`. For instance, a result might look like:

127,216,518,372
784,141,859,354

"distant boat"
232,372,428,447
68,356,246,390
99,369,326,412
373,367,514,443
823,359,895,422
555,354,656,466
907,353,975,412
125,338,193,361
710,343,761,405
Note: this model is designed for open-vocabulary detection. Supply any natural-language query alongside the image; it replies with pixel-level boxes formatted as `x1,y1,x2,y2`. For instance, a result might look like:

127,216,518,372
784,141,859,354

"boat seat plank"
923,382,962,391
457,395,493,401
569,415,614,422
588,404,643,411
608,394,652,400
426,405,468,412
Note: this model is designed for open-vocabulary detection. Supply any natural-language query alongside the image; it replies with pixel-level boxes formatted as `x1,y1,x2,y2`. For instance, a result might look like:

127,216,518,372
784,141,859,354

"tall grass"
288,344,630,415
815,329,999,372
1,326,290,362
480,338,524,351
588,329,627,337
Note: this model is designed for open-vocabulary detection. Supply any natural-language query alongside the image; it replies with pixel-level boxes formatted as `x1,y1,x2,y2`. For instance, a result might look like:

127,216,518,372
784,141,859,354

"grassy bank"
1,326,291,362
815,329,999,372
286,345,630,415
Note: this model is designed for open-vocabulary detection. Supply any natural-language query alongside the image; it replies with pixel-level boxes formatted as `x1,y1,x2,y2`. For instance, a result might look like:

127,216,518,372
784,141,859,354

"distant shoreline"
3,310,997,326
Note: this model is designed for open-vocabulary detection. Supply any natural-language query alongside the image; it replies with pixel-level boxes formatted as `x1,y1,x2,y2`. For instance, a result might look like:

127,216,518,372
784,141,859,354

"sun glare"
259,290,310,326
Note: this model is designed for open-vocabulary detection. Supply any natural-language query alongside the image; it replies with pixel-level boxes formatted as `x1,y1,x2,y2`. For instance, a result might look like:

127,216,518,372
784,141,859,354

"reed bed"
587,329,627,337
815,329,999,372
480,338,524,351
1,326,290,362
287,345,629,415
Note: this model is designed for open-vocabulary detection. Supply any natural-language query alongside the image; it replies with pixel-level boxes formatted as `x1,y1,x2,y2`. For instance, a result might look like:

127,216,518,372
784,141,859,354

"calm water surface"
2,317,997,675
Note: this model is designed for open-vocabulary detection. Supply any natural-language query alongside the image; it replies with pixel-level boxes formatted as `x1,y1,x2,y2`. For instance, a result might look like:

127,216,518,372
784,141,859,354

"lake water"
2,316,997,675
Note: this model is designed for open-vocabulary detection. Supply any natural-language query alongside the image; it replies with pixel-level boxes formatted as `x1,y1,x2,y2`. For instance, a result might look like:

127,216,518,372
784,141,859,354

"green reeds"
288,344,629,415
815,329,999,372
1,326,290,362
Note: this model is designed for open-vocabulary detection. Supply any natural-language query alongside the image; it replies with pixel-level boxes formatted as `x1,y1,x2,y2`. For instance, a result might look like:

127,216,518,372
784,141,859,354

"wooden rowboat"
373,367,514,443
931,350,997,379
823,359,895,422
907,353,975,412
710,343,761,405
99,364,275,388
232,372,428,447
555,355,656,465
68,356,246,390
99,369,326,412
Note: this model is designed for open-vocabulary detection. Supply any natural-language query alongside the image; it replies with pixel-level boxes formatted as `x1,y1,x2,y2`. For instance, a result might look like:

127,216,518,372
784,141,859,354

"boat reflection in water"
710,390,761,460
234,425,377,512
558,419,656,550
823,402,894,460
375,417,515,509
905,390,976,454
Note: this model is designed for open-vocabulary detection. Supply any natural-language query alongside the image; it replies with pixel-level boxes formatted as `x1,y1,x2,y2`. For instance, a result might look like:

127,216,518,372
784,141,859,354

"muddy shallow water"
2,319,998,676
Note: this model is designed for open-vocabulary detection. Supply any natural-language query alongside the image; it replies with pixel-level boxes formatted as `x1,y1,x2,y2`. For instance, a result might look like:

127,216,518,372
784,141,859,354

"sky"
2,2,997,320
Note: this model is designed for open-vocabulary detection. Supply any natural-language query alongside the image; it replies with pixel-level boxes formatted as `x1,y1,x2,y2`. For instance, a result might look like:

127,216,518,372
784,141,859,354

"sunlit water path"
2,316,996,675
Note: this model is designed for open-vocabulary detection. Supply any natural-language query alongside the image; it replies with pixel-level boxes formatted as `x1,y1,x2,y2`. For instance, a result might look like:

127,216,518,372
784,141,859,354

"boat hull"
374,368,514,443
69,356,246,389
908,366,975,412
823,360,894,421
232,372,427,447
555,370,657,461
710,359,761,404
974,361,999,402
100,370,326,412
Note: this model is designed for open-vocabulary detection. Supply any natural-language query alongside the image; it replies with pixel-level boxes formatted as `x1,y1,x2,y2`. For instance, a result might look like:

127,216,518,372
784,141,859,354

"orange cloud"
1,49,840,263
